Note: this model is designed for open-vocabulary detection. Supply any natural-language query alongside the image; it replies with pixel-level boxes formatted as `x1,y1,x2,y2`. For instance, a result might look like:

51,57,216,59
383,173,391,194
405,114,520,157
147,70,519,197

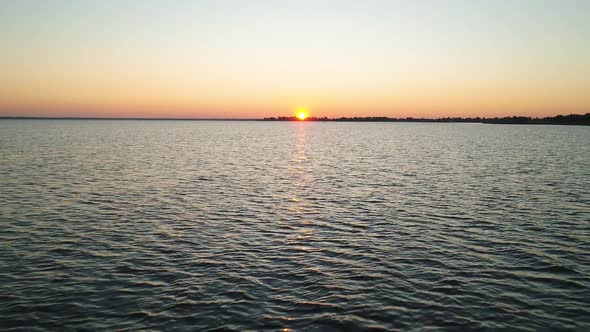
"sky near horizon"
1,0,589,118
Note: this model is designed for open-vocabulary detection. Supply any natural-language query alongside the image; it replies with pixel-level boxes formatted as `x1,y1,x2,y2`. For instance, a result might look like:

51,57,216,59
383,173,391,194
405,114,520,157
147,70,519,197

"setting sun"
296,108,308,120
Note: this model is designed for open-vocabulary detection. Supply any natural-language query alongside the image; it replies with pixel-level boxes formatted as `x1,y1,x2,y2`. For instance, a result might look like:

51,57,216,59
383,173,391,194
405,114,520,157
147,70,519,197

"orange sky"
1,1,589,118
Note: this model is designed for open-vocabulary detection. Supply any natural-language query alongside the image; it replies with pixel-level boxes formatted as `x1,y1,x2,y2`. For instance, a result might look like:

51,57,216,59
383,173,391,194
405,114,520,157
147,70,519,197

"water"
1,120,589,331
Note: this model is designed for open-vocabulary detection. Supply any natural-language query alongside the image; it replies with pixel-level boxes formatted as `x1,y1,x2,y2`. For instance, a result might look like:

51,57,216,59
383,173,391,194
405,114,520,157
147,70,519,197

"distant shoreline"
1,113,588,126
262,113,590,126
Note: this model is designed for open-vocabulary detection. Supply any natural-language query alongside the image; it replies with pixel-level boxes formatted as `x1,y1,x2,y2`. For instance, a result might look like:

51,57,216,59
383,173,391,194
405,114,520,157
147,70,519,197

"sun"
296,108,309,120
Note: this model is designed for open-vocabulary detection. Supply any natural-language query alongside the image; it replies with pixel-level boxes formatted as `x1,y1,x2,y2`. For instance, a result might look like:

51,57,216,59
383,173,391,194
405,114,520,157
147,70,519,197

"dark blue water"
1,120,589,331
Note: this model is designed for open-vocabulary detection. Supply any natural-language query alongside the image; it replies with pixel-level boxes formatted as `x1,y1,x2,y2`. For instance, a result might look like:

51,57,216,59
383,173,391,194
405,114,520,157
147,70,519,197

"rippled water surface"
1,120,589,331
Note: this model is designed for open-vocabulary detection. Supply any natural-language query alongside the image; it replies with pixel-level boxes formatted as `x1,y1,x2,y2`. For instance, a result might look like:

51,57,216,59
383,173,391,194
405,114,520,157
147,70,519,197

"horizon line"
1,113,588,121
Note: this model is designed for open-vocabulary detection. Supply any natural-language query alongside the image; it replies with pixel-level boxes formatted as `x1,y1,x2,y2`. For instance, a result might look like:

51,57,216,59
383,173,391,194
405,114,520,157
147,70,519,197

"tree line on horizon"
262,113,590,125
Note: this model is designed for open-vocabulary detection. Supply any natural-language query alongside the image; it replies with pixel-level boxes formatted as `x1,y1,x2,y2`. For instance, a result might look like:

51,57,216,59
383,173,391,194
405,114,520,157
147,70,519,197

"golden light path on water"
281,122,319,330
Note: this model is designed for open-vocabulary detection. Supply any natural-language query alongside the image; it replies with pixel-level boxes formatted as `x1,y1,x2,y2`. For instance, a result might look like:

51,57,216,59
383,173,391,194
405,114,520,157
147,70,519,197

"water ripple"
1,120,589,330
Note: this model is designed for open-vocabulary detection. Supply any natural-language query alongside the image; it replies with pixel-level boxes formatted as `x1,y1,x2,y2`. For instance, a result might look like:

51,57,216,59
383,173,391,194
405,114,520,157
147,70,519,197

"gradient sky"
1,0,589,118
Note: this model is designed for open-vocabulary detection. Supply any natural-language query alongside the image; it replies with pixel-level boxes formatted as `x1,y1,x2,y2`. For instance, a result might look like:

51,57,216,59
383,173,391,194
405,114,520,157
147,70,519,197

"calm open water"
1,120,589,331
